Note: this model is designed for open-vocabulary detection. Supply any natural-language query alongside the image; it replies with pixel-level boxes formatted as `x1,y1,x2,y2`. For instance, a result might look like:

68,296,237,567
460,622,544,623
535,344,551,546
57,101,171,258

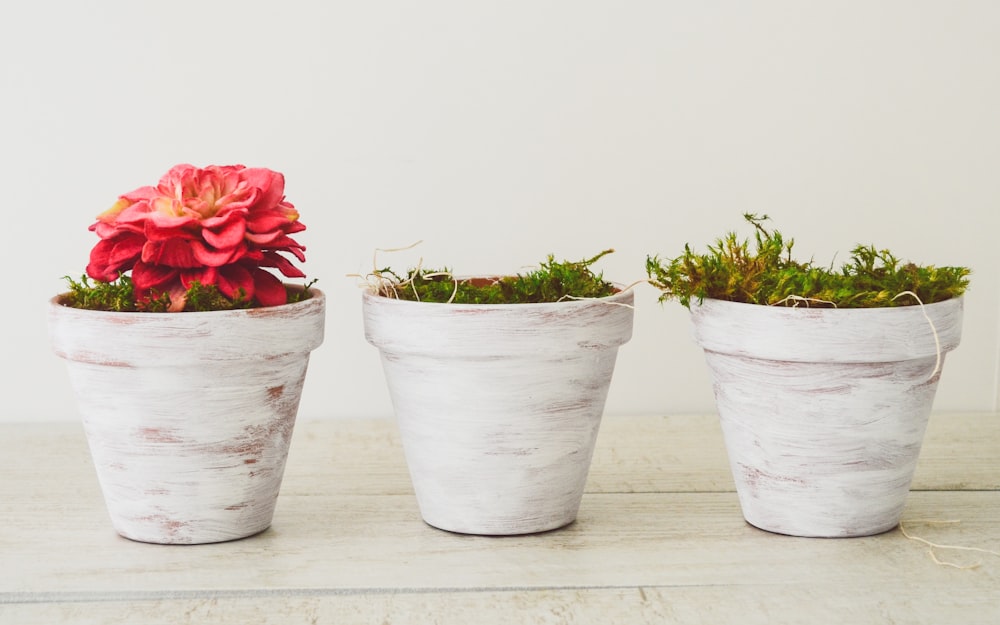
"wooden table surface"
1,414,998,624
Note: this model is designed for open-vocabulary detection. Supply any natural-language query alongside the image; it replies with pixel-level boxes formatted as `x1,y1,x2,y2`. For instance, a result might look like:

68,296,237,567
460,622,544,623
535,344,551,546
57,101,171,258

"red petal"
109,235,144,266
191,240,244,267
251,269,287,306
260,251,306,278
246,211,295,233
202,212,247,248
158,163,198,187
103,201,155,229
120,185,161,203
86,240,120,281
180,268,217,289
243,221,305,245
275,238,307,262
86,232,144,279
132,262,179,291
216,264,254,301
145,214,198,238
94,221,143,238
242,248,264,262
244,230,282,245
142,239,200,268
242,168,285,211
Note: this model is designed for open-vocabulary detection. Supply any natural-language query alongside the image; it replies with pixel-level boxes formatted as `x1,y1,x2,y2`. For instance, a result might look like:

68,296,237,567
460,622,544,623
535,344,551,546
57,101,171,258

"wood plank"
2,492,997,595
913,412,1000,490
4,581,999,625
1,416,998,624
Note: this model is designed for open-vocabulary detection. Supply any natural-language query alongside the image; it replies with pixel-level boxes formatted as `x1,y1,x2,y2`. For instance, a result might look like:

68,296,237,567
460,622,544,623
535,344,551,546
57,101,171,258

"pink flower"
86,164,307,310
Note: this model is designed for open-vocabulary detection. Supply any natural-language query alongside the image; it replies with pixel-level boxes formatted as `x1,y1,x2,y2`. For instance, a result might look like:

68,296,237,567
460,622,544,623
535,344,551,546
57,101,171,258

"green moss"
646,214,970,309
374,250,618,304
60,275,316,312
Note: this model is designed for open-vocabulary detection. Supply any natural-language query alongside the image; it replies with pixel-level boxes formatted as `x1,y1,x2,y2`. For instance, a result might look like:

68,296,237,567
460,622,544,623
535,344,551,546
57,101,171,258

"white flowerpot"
48,288,325,544
363,288,634,535
689,297,964,537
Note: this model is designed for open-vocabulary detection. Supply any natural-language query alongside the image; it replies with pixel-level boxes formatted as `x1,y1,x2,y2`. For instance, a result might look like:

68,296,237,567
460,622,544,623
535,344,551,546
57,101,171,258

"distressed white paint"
47,289,326,544
363,288,634,535
689,297,964,537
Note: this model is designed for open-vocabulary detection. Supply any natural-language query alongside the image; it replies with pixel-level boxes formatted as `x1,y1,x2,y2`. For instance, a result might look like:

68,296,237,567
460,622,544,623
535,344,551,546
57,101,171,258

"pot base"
115,523,273,545
742,516,901,539
422,517,578,537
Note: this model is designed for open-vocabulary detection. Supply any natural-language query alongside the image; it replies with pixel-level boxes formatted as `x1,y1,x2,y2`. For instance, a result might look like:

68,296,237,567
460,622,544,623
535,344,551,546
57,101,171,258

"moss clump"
374,249,618,304
61,275,316,312
646,214,970,309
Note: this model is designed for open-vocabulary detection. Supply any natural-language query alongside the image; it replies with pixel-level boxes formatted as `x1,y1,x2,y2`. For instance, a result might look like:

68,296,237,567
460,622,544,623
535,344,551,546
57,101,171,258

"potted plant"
646,214,969,538
361,250,634,535
48,164,325,544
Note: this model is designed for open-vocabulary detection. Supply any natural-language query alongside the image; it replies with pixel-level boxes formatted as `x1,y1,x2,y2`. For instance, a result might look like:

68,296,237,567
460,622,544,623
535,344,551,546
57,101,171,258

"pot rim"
689,295,963,363
689,295,963,315
361,281,633,310
363,282,634,355
49,284,324,318
50,284,326,364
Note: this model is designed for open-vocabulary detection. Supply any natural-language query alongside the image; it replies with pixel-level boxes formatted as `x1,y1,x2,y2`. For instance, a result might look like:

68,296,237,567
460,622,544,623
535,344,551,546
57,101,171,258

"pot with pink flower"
49,164,325,545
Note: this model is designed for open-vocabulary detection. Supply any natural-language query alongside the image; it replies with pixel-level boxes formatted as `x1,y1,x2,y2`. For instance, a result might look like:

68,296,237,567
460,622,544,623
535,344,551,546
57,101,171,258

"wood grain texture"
3,490,998,593
689,298,964,537
362,289,634,535
0,414,997,624
46,290,326,544
5,576,1000,625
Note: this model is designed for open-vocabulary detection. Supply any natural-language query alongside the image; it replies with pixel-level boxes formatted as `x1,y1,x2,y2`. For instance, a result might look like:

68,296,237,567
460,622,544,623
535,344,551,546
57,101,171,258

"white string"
346,241,427,299
558,279,646,309
892,291,941,379
770,295,837,308
899,520,1000,569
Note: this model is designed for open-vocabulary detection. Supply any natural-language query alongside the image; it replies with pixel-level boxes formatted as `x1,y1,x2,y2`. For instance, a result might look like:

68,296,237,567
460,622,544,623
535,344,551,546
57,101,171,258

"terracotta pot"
363,287,634,535
689,297,964,537
48,288,325,544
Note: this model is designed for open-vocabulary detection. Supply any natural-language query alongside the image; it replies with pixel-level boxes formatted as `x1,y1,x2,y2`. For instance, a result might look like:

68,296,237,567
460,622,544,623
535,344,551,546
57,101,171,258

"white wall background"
2,0,998,422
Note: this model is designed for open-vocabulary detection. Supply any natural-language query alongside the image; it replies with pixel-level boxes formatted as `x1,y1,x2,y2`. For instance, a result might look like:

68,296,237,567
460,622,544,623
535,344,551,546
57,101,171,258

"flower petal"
245,230,282,245
180,267,217,289
242,168,286,212
86,241,121,281
86,233,144,280
108,236,144,268
217,264,254,301
246,210,297,234
250,268,287,307
201,211,247,249
191,240,244,267
142,239,201,268
260,251,306,278
132,261,179,291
